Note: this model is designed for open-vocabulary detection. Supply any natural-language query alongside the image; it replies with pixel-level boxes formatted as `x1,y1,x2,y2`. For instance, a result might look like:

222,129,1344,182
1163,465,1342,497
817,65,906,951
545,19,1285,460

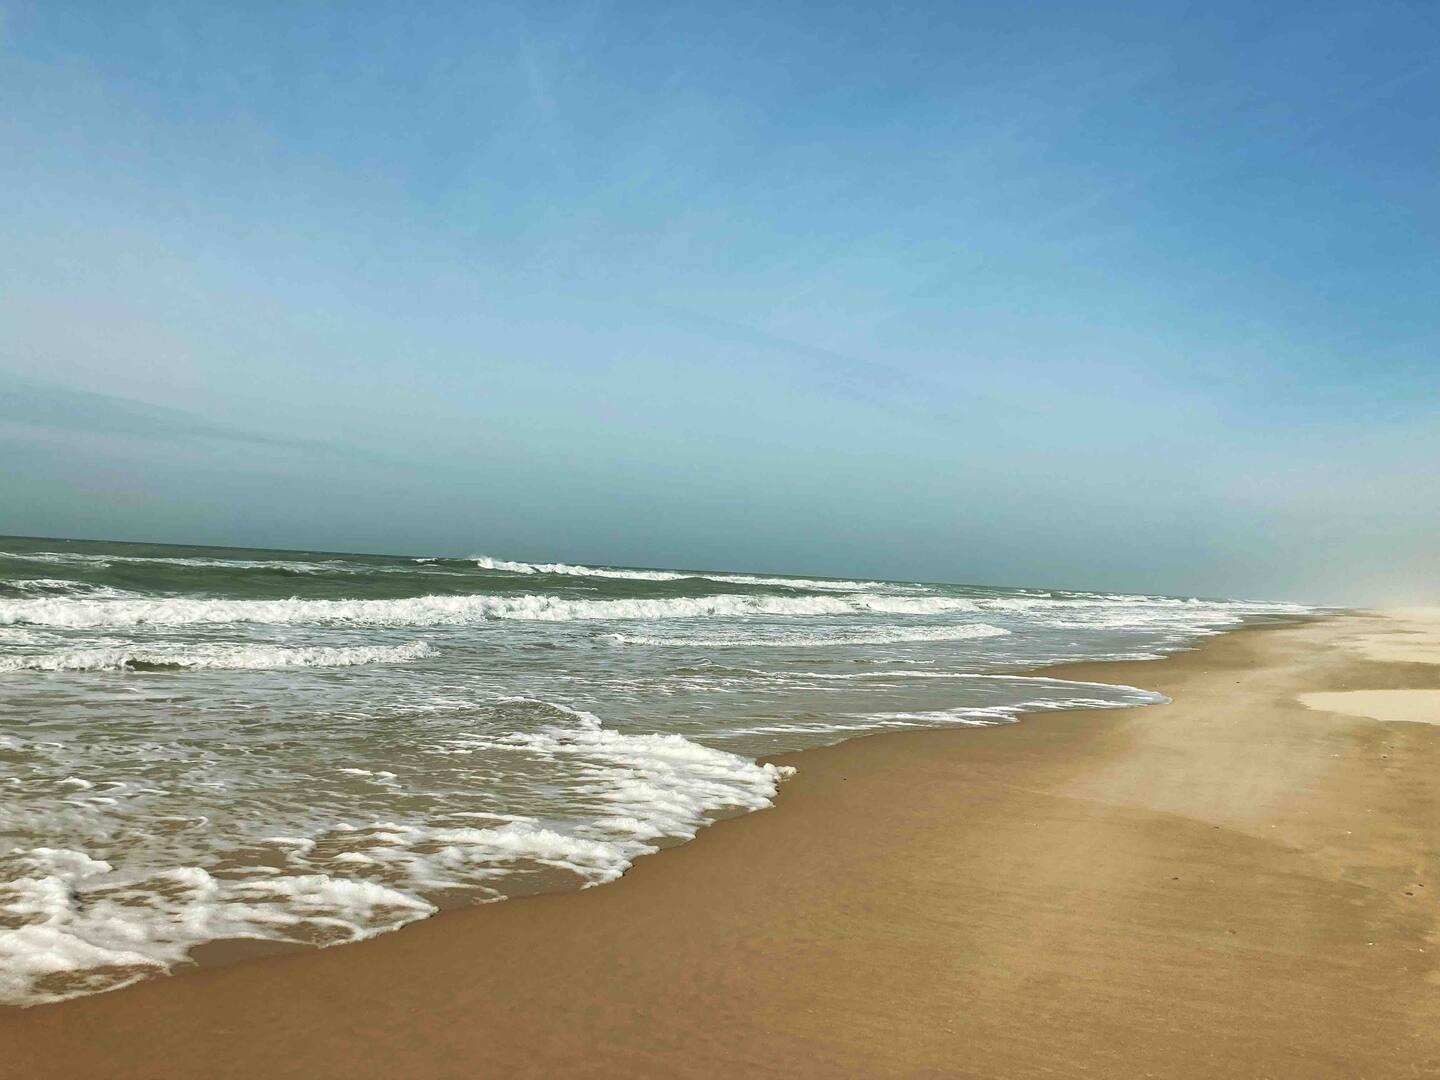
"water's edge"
17,615,1324,1010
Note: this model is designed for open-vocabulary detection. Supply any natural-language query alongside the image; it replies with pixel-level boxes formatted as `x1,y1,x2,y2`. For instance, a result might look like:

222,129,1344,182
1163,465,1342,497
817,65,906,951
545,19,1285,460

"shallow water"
0,536,1307,1005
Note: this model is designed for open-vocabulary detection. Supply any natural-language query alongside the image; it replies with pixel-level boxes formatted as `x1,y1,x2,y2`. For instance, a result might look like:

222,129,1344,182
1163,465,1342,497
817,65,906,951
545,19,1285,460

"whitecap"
471,554,890,591
607,623,1012,648
0,593,980,629
0,641,435,673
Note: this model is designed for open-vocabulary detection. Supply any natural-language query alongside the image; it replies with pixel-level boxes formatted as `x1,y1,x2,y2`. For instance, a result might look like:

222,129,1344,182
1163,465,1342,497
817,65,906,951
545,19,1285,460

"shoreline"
5,611,1439,1077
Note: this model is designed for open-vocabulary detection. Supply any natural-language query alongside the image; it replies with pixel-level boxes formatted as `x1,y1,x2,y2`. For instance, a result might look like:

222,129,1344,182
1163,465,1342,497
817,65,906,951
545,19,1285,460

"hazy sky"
2,2,1436,602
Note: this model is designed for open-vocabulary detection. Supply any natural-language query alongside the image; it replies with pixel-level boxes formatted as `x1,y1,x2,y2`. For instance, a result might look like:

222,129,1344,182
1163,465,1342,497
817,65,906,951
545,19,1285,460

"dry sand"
1342,607,1440,665
1299,608,1440,728
1302,690,1440,726
4,611,1439,1079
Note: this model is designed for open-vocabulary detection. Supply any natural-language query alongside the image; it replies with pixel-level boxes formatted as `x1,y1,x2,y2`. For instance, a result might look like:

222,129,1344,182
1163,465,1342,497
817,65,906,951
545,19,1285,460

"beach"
3,609,1436,1078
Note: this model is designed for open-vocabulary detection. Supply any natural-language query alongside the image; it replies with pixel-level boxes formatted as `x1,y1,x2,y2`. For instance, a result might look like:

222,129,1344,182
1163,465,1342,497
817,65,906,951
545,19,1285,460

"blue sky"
1,1,1436,601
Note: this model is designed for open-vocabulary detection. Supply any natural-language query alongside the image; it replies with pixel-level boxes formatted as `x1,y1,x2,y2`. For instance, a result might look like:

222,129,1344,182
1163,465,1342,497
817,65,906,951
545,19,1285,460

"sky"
1,1,1436,603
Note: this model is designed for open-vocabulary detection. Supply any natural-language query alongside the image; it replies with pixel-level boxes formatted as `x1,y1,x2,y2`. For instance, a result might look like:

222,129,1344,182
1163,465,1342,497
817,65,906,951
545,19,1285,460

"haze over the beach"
1,2,1436,603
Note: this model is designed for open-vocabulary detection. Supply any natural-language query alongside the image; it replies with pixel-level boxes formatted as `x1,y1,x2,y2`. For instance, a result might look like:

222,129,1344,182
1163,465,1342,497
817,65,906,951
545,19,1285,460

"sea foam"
0,592,982,629
0,848,435,1006
0,550,388,575
605,623,1012,647
471,554,886,591
0,641,434,673
0,701,792,1006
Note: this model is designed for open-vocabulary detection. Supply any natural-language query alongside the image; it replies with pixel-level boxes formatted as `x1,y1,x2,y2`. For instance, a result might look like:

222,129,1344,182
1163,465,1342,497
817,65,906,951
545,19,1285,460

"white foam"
972,594,1308,619
608,623,1012,648
0,550,377,575
7,578,102,593
715,682,1167,743
336,768,398,783
471,555,690,581
762,668,1062,682
0,592,981,629
0,702,794,1006
293,702,800,905
701,573,886,591
471,554,887,591
2,580,139,599
424,700,793,873
865,677,1167,726
0,847,435,1005
0,641,434,673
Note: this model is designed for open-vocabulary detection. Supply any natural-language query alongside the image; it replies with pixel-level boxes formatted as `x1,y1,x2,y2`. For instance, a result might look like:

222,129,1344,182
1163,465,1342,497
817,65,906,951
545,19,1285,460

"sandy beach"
4,609,1439,1079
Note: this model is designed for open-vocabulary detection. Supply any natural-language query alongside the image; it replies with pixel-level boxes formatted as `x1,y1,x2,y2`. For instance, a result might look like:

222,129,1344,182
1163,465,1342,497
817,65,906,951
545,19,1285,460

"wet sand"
5,611,1439,1078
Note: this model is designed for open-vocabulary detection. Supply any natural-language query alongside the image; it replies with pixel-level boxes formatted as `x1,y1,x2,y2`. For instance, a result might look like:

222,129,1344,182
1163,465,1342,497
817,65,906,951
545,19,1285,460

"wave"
0,641,435,673
607,623,1012,647
0,580,139,599
1,550,344,573
0,847,436,1006
470,554,886,592
975,593,1309,615
869,692,1165,725
0,550,420,576
762,669,1113,682
458,699,793,858
705,573,888,591
471,555,691,581
0,701,791,1006
5,577,97,593
713,679,1167,741
0,592,982,629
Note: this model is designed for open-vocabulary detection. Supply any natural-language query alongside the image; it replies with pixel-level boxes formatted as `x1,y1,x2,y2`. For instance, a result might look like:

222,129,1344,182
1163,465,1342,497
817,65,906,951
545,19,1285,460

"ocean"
0,535,1307,1005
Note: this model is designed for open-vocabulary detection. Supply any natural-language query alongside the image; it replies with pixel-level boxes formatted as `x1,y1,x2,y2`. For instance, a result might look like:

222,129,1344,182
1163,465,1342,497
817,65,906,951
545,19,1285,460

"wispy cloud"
650,303,1039,422
0,376,329,451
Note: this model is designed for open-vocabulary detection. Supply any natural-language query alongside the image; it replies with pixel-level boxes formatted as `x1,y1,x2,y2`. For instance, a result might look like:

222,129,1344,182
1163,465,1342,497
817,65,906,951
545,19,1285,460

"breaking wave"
470,554,884,591
0,641,434,674
0,550,365,575
471,555,690,581
0,592,982,629
606,623,1012,647
0,701,791,1006
0,847,435,1006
